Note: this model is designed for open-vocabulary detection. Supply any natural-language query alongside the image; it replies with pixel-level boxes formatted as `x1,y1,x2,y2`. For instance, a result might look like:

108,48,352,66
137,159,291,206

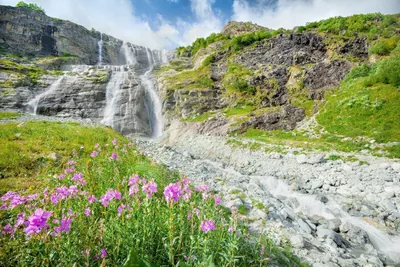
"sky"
1,0,399,50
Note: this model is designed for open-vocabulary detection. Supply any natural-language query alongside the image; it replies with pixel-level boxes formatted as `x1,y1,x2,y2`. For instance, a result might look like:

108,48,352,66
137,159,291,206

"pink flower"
200,220,216,233
24,208,52,236
110,153,118,160
2,224,13,234
90,151,98,157
88,195,97,203
164,183,184,203
15,213,25,228
214,195,222,205
142,180,158,198
228,227,233,233
95,143,100,148
54,217,72,234
100,248,108,258
128,174,140,186
67,160,76,166
100,189,122,207
82,249,91,256
1,191,18,201
64,167,75,174
117,204,130,216
195,185,210,192
84,208,91,217
193,208,200,217
0,204,7,210
112,139,117,146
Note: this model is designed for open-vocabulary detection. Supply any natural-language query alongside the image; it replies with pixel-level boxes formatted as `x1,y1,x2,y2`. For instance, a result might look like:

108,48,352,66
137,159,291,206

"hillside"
157,13,400,158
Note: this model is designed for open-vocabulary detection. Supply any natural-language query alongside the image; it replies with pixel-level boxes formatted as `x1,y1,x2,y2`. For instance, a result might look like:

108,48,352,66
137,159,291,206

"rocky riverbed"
136,126,400,267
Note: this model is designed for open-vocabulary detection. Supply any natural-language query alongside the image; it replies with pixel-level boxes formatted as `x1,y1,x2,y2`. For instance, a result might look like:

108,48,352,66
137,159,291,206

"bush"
369,36,399,56
16,1,45,13
343,63,371,82
375,56,400,87
202,54,215,67
230,78,256,94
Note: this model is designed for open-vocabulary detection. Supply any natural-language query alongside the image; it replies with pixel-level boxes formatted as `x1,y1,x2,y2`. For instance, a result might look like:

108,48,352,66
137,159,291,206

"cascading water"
101,66,127,128
141,48,163,138
26,75,65,115
255,176,400,262
98,33,103,65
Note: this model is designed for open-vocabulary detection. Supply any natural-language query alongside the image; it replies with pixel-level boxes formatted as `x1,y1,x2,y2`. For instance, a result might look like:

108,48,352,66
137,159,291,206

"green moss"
0,58,47,85
85,72,110,83
238,204,249,215
165,65,214,91
224,105,255,117
184,111,215,122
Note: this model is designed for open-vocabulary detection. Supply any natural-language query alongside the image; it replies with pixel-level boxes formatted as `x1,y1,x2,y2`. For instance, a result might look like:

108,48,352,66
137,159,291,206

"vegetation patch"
0,112,23,120
0,122,306,266
16,1,45,13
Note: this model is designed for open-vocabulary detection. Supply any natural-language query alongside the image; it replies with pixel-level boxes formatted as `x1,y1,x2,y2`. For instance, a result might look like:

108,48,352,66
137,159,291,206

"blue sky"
1,0,399,49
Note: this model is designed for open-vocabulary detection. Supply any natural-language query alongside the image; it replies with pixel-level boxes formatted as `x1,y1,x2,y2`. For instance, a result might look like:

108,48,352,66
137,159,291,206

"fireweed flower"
164,183,184,203
82,249,91,256
112,139,117,146
129,184,139,196
58,173,66,179
90,150,98,157
1,191,18,201
128,174,140,185
110,153,118,160
200,220,216,233
195,185,210,192
24,208,52,236
214,195,222,206
84,208,91,217
2,224,13,234
142,180,158,198
100,248,108,258
64,167,75,174
95,143,100,148
100,189,122,207
67,160,76,166
0,204,7,210
88,195,97,203
228,227,233,233
54,217,72,235
117,204,130,216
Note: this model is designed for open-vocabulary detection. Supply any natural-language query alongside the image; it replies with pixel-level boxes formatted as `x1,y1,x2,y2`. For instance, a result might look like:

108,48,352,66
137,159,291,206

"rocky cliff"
0,5,174,136
157,14,399,141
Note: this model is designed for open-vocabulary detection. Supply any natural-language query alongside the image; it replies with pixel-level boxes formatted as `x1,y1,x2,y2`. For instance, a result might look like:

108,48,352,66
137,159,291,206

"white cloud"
0,0,225,49
232,0,400,30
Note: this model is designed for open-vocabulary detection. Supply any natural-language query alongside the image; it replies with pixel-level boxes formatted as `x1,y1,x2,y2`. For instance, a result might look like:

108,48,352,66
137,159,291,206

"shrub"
375,56,400,87
230,78,256,94
202,54,215,67
343,63,371,82
369,36,399,56
16,1,45,13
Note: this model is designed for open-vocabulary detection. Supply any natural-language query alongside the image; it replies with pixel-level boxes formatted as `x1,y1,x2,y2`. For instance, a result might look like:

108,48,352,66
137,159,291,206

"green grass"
165,65,214,91
0,121,307,266
317,55,400,147
0,121,126,194
224,105,255,117
184,111,215,122
0,112,23,120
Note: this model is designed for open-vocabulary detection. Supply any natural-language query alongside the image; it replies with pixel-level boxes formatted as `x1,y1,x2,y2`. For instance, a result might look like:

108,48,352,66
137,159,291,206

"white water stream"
98,33,103,65
26,75,65,115
256,175,400,262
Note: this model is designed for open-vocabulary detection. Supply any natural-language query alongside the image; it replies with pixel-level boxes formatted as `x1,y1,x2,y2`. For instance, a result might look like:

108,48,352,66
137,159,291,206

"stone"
297,218,312,234
296,154,308,164
339,221,352,233
307,154,324,164
316,195,329,203
380,200,395,211
311,180,323,190
326,219,341,232
391,162,400,171
290,234,304,248
47,152,61,161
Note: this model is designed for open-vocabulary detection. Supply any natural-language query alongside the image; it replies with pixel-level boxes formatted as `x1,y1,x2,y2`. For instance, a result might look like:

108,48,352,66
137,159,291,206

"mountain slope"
157,13,400,158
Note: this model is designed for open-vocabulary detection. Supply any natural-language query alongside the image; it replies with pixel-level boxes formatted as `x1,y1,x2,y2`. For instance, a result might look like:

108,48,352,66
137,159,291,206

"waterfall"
101,66,127,128
26,75,65,115
122,41,136,66
98,33,103,65
141,48,163,138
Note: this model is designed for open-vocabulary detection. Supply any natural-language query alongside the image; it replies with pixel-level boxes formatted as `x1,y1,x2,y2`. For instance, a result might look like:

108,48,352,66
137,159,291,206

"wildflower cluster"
0,139,303,266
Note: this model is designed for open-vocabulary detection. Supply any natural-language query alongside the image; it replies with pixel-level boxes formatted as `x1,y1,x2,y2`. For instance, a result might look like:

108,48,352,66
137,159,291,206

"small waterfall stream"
26,75,65,115
98,33,103,65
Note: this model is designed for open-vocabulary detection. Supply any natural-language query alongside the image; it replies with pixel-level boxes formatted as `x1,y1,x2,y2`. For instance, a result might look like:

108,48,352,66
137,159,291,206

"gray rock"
296,154,308,164
311,180,324,190
290,234,304,248
308,154,325,164
297,218,312,234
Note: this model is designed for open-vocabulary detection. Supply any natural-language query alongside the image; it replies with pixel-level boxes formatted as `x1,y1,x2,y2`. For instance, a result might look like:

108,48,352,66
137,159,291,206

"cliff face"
0,5,173,136
0,5,125,65
157,29,370,135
